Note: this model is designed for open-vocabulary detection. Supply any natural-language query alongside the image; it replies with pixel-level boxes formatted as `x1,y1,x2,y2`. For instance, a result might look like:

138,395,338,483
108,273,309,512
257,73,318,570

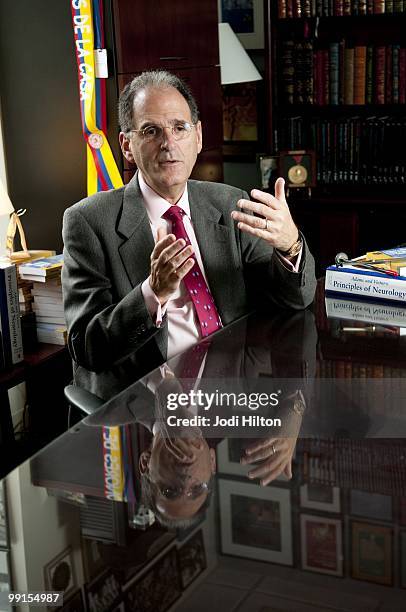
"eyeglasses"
148,475,212,500
129,122,196,143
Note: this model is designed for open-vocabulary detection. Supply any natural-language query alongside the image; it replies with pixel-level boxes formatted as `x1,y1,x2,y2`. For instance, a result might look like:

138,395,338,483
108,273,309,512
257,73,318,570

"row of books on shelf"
280,40,406,105
276,115,406,184
317,360,406,377
299,439,406,495
278,0,406,18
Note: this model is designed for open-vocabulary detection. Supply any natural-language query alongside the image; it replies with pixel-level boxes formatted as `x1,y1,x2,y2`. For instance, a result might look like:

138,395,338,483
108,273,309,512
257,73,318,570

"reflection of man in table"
62,70,316,399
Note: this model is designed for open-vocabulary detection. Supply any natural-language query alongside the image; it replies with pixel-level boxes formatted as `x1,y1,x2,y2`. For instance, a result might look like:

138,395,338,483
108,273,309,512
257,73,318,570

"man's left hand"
240,436,297,486
231,177,298,252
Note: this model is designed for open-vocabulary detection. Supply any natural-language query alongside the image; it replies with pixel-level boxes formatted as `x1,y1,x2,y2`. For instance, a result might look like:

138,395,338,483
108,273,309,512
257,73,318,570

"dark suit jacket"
62,173,316,398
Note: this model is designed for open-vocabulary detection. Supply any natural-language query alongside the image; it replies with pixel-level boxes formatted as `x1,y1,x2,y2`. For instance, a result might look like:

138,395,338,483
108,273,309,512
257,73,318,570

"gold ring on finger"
266,219,271,232
272,444,276,455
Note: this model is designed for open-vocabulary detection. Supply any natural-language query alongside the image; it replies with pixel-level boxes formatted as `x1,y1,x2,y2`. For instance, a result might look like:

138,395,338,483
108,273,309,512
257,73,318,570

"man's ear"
195,121,203,154
119,132,135,164
139,450,151,474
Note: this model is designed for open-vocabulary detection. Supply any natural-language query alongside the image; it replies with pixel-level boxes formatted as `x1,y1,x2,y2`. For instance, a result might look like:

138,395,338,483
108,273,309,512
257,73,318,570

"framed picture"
86,569,121,612
218,0,264,49
257,155,279,191
178,530,207,589
223,82,258,143
351,522,392,586
125,548,181,612
300,514,343,576
216,439,289,482
401,531,406,589
60,589,85,612
0,549,11,592
0,482,8,549
350,490,392,522
44,547,77,601
219,479,293,565
300,484,341,513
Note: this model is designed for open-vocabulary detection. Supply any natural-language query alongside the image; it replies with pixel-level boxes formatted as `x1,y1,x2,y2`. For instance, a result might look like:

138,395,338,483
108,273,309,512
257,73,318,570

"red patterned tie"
163,206,222,338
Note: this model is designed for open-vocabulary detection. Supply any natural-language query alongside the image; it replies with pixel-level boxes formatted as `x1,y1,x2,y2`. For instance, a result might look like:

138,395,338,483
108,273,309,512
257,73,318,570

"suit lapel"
117,173,154,289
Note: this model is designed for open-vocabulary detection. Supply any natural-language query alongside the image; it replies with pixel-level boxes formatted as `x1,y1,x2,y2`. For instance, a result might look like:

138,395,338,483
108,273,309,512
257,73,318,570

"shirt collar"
138,172,191,224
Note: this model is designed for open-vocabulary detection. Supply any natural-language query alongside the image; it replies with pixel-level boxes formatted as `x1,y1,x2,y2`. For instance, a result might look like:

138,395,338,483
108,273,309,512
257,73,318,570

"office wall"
0,1,87,252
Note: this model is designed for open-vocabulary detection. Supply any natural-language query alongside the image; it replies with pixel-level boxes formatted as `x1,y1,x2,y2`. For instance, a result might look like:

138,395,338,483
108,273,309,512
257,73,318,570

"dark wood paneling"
112,0,219,73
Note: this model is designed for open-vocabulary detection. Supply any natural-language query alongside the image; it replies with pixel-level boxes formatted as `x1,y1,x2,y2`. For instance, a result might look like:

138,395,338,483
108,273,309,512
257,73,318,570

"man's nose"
160,126,177,148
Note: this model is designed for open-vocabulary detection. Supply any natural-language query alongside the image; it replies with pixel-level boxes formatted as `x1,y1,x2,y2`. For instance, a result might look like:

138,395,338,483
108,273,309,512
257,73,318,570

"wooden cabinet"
112,0,219,73
111,0,223,183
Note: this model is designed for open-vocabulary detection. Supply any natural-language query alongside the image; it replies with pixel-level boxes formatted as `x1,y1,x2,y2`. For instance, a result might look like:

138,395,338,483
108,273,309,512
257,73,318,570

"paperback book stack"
0,261,23,367
18,254,67,345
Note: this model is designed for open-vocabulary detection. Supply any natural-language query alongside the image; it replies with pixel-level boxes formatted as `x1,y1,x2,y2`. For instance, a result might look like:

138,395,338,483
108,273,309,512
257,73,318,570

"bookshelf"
267,2,406,273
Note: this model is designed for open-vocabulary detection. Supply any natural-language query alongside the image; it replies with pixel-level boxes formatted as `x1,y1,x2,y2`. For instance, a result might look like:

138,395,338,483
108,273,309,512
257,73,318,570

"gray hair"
140,472,212,530
118,70,200,134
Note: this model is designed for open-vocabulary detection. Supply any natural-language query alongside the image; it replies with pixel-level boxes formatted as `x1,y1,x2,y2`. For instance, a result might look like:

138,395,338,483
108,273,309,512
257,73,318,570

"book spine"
374,0,385,12
392,45,400,103
399,48,406,104
293,0,302,17
325,267,406,303
385,45,393,104
335,0,344,14
278,0,288,17
330,43,339,105
343,0,352,14
358,0,368,12
282,40,295,104
367,0,375,12
394,0,403,11
375,46,386,104
344,47,355,104
386,0,394,9
303,0,312,18
0,266,23,366
366,45,374,104
287,0,294,17
354,46,367,104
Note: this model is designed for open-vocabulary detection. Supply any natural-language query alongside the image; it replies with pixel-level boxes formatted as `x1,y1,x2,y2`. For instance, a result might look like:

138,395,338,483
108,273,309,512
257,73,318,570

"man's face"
119,86,202,203
140,435,216,520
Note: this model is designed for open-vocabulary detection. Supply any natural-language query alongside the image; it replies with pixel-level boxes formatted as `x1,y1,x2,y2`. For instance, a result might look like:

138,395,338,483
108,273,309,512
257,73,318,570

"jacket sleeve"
62,206,164,373
238,190,317,310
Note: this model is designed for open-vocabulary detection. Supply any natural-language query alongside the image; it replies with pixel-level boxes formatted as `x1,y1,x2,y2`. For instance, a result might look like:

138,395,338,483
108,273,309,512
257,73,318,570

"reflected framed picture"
300,514,343,576
61,589,85,612
350,490,392,522
351,522,392,586
44,547,77,601
223,82,258,142
257,155,279,191
300,484,341,513
178,530,207,589
86,569,121,612
125,548,181,612
218,0,264,49
401,531,406,589
219,479,293,565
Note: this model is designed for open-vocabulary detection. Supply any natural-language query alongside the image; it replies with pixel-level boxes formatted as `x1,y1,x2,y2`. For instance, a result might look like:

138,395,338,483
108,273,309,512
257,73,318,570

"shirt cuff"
275,246,303,273
141,277,168,327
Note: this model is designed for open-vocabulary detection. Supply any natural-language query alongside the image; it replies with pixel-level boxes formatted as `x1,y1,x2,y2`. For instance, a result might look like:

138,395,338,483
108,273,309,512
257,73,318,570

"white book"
325,295,406,328
0,262,23,365
325,264,406,304
32,304,64,315
33,295,63,305
36,315,66,324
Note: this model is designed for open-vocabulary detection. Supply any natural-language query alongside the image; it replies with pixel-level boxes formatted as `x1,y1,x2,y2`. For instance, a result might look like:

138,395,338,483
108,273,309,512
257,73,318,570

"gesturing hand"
150,227,195,305
241,437,297,486
231,177,299,252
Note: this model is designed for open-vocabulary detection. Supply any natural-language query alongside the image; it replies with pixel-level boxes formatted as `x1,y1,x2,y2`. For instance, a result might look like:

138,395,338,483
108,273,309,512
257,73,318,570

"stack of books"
18,254,66,345
325,247,406,305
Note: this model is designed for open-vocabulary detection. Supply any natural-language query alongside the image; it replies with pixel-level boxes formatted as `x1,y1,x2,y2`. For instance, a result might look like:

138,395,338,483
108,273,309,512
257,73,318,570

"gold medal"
288,164,308,185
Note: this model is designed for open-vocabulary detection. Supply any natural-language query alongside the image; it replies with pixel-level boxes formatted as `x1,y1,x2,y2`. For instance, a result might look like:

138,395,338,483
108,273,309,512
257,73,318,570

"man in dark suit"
62,70,316,398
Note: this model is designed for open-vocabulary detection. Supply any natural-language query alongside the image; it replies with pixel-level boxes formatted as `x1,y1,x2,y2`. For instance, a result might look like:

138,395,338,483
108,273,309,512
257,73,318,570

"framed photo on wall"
218,0,264,49
217,439,289,482
300,484,341,513
125,548,181,612
300,514,343,576
219,479,293,565
177,530,207,589
85,569,121,612
351,522,392,586
350,490,392,522
44,547,77,601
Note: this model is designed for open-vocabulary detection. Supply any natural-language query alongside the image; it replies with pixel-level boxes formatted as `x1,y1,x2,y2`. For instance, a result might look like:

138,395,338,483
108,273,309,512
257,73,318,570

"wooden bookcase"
266,2,406,274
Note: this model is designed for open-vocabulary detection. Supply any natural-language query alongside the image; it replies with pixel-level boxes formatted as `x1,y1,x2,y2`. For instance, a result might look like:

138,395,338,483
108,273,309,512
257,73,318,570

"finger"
250,188,282,210
152,233,176,260
172,438,196,460
261,467,285,486
245,438,278,455
242,446,279,464
167,438,195,462
234,221,274,243
248,456,286,479
231,210,269,231
176,257,195,279
236,199,272,218
169,245,195,271
274,177,286,202
284,462,293,480
157,239,187,266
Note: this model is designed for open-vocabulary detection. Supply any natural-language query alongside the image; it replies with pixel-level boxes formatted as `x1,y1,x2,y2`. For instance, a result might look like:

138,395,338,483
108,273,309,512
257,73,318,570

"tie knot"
162,205,184,221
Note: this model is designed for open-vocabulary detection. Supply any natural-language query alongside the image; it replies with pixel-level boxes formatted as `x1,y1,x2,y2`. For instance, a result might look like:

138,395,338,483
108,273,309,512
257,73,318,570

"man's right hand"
150,227,195,305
